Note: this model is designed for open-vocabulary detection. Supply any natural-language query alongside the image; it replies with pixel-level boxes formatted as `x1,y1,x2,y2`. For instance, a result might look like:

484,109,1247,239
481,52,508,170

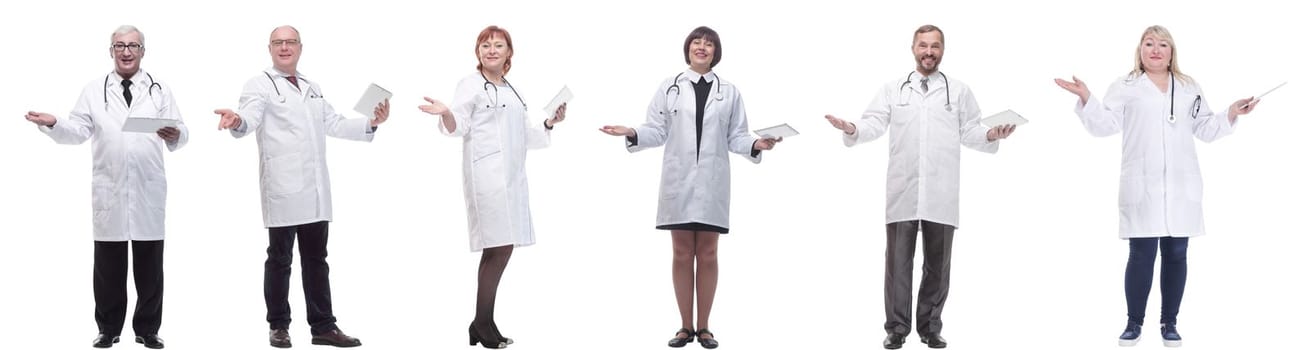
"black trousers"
264,221,338,335
93,240,164,337
884,220,955,337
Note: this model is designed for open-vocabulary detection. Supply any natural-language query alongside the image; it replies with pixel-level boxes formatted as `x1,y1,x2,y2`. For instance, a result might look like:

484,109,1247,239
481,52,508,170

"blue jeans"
1125,237,1188,325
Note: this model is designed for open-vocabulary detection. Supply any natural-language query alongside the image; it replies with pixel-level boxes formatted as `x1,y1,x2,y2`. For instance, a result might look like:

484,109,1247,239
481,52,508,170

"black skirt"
656,222,729,234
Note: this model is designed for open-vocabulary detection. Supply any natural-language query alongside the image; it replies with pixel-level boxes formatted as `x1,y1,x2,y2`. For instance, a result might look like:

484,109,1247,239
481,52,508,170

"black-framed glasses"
270,39,301,47
112,43,143,52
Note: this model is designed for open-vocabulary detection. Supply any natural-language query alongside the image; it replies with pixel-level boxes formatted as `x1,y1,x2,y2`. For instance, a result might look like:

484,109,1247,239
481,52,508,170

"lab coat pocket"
263,153,306,197
1181,174,1204,202
1118,176,1147,205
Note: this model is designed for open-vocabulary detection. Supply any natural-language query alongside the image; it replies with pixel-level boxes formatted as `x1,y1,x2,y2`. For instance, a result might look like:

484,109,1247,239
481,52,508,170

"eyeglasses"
111,43,143,52
270,39,301,47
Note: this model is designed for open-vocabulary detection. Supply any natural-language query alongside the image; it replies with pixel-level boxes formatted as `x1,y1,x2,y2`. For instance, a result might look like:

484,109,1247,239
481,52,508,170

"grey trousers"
884,220,955,337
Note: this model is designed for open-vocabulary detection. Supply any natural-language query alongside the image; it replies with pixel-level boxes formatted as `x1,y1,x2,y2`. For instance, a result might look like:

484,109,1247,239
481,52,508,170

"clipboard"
753,123,799,139
981,109,1028,128
122,117,178,133
353,83,392,118
543,85,572,115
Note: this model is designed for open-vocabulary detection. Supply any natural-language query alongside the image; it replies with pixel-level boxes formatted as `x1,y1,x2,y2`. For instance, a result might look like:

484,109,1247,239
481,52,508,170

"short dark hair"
913,24,944,46
683,26,722,68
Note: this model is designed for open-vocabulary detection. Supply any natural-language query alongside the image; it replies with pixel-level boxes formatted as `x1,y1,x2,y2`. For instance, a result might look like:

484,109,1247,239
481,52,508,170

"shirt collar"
110,69,150,87
266,66,306,80
681,69,717,84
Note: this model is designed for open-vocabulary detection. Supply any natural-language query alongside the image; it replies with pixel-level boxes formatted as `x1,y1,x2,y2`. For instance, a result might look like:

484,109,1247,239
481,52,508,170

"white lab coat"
442,73,550,251
627,70,760,230
1075,74,1235,238
38,70,189,241
230,67,375,228
845,72,997,228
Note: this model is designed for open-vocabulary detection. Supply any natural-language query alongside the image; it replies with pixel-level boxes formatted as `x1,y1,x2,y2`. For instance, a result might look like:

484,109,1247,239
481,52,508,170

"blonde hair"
1130,25,1192,84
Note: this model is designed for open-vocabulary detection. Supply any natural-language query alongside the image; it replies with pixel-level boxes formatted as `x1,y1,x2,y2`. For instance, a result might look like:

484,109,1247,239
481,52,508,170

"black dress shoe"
92,334,120,348
920,333,948,349
269,329,291,348
468,323,506,349
695,329,719,349
667,328,694,348
135,335,165,349
311,329,362,348
883,333,906,349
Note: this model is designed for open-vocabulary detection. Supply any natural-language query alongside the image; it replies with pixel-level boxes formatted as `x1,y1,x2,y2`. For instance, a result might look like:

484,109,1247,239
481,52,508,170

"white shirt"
39,70,189,241
1076,73,1235,238
844,71,997,228
230,67,376,228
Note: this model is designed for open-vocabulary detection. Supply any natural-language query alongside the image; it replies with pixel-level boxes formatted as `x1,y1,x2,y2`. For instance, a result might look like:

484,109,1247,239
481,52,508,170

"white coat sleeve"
1075,82,1127,137
725,91,761,163
320,85,374,142
440,81,476,137
628,83,671,152
231,78,268,138
844,86,892,147
162,85,189,152
957,87,998,154
40,89,96,144
1189,85,1236,142
525,111,551,150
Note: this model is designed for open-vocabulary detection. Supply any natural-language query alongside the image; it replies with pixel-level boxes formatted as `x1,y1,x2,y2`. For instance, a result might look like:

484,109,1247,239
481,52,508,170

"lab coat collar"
681,69,717,85
266,66,307,81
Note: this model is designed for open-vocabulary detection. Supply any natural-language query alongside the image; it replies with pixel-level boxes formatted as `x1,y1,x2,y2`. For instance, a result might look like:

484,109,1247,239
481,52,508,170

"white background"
1,0,1306,349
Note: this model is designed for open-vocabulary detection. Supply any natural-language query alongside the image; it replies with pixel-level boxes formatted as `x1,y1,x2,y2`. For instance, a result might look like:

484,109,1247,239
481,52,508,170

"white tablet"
981,109,1028,128
353,83,393,118
753,123,799,139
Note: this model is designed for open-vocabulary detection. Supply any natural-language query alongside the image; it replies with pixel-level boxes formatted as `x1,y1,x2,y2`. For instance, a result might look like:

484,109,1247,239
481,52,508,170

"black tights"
472,245,514,339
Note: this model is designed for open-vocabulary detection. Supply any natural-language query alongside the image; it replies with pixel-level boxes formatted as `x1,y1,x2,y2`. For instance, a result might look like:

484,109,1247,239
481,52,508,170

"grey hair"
111,25,144,46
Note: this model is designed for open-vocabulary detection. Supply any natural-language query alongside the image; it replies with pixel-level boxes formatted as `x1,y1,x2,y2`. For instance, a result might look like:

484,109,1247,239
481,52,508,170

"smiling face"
110,31,144,77
268,26,302,74
687,37,716,72
478,33,512,75
1137,33,1173,74
912,29,944,75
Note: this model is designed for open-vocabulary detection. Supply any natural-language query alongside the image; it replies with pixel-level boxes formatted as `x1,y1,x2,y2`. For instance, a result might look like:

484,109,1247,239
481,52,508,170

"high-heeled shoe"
468,323,507,349
667,328,694,348
695,329,719,349
490,321,514,345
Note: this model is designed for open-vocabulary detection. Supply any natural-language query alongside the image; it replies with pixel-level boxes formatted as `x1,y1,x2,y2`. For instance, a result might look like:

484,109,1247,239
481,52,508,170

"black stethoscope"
263,72,322,103
898,71,952,111
103,72,163,111
661,72,724,116
1154,71,1202,123
482,72,525,110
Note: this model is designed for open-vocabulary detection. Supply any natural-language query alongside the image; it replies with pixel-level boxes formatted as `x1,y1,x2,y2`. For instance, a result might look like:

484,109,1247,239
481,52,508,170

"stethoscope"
482,72,526,110
103,72,163,112
1148,71,1202,123
897,71,952,111
263,72,322,103
661,72,724,116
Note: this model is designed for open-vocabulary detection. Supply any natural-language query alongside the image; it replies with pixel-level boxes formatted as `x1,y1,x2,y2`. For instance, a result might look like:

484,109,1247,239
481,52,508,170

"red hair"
474,25,513,74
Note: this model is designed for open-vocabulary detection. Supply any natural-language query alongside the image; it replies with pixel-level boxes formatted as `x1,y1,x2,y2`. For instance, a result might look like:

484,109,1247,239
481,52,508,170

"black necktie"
920,77,929,92
121,79,133,107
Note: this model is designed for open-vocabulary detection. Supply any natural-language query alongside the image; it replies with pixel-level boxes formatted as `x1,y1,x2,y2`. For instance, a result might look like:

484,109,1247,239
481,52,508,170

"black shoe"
310,329,362,348
468,322,506,349
1118,321,1142,346
490,321,513,345
667,328,694,348
92,334,120,348
695,329,719,349
920,333,948,349
883,333,906,349
269,329,291,348
135,335,165,349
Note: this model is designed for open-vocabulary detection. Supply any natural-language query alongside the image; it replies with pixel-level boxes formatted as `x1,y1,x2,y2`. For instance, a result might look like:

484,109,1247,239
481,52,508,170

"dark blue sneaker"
1118,322,1142,346
1161,323,1182,347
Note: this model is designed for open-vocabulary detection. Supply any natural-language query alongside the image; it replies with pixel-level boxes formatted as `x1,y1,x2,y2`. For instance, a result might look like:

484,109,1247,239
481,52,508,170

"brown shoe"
311,329,361,348
269,329,291,348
